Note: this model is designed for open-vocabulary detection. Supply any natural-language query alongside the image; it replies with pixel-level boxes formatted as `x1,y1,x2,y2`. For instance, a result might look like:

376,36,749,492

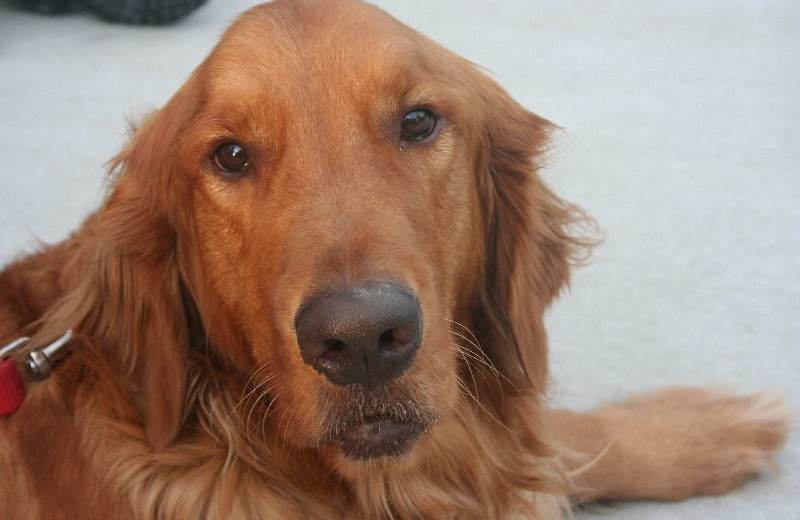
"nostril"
324,339,346,353
321,339,350,364
378,329,396,349
378,328,412,350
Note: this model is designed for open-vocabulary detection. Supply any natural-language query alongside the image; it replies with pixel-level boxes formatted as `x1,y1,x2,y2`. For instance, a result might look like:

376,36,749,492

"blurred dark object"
11,0,208,25
83,0,208,25
11,0,75,14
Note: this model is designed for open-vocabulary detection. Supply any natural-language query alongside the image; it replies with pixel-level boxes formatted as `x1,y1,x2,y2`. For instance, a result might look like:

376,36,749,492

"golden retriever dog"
0,1,789,518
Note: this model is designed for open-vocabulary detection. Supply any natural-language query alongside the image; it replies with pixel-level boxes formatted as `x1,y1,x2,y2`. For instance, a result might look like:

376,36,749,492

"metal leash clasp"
0,330,74,381
26,330,74,379
0,331,73,415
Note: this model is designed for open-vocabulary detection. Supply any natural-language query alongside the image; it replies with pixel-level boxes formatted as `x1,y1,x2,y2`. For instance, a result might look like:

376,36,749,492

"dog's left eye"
212,142,250,175
400,108,437,141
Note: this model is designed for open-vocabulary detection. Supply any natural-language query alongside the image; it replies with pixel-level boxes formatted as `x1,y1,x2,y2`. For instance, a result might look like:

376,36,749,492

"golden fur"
0,1,789,518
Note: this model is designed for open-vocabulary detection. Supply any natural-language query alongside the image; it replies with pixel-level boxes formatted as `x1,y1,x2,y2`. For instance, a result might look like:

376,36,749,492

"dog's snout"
295,283,422,387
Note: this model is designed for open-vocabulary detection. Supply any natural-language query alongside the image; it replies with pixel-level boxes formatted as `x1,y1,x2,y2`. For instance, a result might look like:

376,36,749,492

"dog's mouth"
337,414,427,460
316,383,439,461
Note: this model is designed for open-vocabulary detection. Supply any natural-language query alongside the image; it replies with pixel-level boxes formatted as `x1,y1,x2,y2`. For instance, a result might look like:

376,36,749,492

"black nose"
295,283,422,387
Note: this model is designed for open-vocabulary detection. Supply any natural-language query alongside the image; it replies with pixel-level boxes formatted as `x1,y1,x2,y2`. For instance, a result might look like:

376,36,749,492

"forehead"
201,0,462,111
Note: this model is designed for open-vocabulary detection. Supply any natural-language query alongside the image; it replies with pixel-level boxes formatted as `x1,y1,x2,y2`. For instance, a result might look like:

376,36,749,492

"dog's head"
64,0,592,471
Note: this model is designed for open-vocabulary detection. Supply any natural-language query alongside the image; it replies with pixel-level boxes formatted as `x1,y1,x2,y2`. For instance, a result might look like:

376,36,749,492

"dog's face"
106,0,584,472
187,2,482,468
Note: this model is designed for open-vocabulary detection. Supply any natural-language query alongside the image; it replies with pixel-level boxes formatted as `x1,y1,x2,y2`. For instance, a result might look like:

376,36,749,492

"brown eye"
213,142,250,175
400,108,437,141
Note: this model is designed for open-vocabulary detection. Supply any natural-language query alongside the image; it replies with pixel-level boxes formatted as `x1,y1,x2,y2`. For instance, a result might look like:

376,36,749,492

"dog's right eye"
400,108,438,142
212,142,250,175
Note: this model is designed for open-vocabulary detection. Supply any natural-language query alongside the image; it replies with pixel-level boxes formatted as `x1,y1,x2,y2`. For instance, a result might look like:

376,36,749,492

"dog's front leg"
549,387,789,502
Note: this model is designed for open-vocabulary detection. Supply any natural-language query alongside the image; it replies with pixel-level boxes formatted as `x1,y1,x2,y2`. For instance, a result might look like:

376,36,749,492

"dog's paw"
615,387,790,499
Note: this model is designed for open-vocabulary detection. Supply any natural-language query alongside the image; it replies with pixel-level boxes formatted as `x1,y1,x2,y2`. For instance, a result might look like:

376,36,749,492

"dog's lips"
336,416,425,460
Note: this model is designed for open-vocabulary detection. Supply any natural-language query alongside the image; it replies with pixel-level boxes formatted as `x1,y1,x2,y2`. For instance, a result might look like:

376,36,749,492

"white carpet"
1,1,797,518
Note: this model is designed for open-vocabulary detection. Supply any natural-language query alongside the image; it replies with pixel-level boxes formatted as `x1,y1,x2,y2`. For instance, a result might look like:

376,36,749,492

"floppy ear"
471,74,596,395
34,72,204,449
90,200,190,451
98,74,205,449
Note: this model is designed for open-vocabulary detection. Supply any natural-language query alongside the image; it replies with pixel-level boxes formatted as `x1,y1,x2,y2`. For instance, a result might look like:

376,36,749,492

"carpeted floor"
1,1,797,518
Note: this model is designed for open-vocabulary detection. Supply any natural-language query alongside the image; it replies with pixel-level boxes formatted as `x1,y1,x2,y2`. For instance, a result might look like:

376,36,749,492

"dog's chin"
336,415,427,461
316,382,439,463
